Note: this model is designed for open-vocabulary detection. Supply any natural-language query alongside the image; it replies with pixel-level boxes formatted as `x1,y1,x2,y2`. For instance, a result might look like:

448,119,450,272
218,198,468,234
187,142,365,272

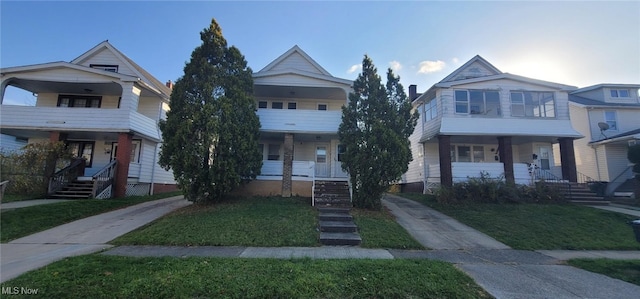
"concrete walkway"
381,193,640,299
0,199,71,210
0,195,191,283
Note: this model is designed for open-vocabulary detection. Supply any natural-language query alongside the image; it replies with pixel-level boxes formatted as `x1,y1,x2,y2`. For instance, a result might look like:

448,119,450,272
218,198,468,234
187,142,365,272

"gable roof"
71,40,171,98
439,55,502,83
257,45,331,76
1,61,138,81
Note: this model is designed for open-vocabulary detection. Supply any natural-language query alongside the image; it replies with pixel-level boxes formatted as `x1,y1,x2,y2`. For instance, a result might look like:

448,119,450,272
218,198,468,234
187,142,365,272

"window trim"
604,110,618,131
57,94,102,108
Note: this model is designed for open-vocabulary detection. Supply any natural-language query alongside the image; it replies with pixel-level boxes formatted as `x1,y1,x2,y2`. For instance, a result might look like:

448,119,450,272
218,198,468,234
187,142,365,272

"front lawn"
352,208,424,249
0,193,40,203
0,255,491,299
1,191,182,243
400,193,640,250
112,196,319,247
568,259,640,286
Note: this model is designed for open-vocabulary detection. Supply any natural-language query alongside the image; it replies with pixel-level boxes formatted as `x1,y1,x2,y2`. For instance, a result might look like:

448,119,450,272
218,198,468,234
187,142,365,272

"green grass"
1,191,182,243
400,193,640,250
0,255,491,299
112,196,319,247
0,193,40,203
568,259,640,286
352,208,425,249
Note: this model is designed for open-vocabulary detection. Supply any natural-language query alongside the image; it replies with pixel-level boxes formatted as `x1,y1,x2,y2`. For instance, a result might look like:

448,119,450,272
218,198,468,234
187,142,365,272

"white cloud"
418,60,446,74
452,57,459,64
347,64,361,74
389,60,402,71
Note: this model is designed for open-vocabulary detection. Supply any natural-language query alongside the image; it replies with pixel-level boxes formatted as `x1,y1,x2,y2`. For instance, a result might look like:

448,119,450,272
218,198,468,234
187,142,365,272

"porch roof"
434,117,583,140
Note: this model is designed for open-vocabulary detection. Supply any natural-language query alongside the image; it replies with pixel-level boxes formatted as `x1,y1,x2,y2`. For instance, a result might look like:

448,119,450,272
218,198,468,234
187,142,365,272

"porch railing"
48,158,85,195
92,160,117,199
531,167,565,182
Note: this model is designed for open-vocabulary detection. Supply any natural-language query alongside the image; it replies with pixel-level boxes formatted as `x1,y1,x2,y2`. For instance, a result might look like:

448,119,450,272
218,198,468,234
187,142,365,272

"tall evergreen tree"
159,19,262,202
339,56,418,210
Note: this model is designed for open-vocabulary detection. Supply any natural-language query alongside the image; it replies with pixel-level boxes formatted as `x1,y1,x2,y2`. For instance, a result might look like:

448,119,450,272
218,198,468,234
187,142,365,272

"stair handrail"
311,161,315,206
532,167,564,182
92,160,117,199
577,171,597,184
604,165,633,195
48,158,85,195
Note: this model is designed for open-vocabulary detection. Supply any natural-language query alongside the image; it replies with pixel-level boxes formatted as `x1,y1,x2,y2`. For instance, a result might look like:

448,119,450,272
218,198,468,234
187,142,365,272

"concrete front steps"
551,182,610,205
314,180,351,208
318,207,361,246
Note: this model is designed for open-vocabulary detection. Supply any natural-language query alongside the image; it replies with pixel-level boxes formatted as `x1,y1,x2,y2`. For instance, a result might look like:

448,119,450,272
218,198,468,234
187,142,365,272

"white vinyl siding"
77,48,136,76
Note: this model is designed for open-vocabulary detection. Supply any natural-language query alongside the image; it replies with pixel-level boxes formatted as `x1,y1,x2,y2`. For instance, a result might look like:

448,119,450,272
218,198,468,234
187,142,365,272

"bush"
0,141,72,195
435,172,566,204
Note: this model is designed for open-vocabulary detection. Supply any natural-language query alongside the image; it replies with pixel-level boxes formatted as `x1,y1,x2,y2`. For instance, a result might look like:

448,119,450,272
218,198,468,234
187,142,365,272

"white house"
0,41,176,198
241,46,353,198
402,55,583,192
568,84,640,195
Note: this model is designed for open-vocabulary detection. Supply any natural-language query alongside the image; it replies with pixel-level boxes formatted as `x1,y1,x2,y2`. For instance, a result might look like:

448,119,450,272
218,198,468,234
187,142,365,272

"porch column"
49,131,62,142
114,132,133,198
282,133,294,197
559,138,578,182
498,136,515,185
438,135,452,187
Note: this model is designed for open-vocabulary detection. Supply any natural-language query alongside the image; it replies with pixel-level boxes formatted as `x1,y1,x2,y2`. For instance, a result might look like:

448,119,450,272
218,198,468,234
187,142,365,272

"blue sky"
1,1,639,105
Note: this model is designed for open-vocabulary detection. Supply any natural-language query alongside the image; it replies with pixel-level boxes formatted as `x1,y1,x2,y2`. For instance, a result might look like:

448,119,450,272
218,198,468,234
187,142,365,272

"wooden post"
438,135,453,187
498,136,515,185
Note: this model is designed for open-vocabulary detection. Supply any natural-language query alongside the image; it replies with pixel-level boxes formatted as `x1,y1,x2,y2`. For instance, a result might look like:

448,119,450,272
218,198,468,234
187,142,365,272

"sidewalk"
0,195,191,283
0,199,71,210
381,193,640,299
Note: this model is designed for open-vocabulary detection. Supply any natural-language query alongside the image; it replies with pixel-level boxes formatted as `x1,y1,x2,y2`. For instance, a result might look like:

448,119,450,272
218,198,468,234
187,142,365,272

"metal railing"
577,172,597,184
92,160,117,198
532,168,564,182
605,165,633,196
48,158,85,195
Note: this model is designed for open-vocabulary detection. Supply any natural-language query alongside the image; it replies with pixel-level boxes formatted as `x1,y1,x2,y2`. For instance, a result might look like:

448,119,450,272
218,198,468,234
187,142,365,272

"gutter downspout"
149,101,163,195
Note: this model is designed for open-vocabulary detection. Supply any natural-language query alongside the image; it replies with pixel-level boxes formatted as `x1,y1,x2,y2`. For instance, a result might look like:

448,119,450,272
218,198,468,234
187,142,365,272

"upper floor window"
287,102,297,109
510,91,555,118
57,95,101,108
90,64,118,72
604,111,618,131
271,102,283,109
454,90,500,116
317,104,328,111
258,101,268,109
423,98,438,122
610,89,630,98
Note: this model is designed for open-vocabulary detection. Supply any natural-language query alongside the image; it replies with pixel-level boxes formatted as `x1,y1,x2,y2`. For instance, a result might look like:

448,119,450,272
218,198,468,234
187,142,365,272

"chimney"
165,80,174,89
409,84,417,101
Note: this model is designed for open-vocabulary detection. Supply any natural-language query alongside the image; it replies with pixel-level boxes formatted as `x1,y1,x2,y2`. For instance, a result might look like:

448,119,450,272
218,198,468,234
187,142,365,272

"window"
451,145,485,162
510,91,555,118
67,141,95,167
610,89,630,98
337,144,346,162
58,95,101,108
455,90,468,114
90,64,118,72
271,102,283,109
268,144,280,160
316,146,327,163
455,90,500,116
424,99,438,122
317,104,327,111
287,102,297,109
258,101,268,109
604,111,618,130
110,140,142,163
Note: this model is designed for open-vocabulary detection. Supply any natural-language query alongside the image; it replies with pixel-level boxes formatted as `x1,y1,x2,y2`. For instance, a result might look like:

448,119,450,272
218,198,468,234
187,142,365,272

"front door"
315,144,329,177
537,146,551,170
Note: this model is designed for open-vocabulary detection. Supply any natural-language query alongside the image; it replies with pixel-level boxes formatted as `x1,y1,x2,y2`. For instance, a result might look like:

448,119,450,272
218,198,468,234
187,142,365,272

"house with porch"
402,55,583,192
241,46,353,200
0,41,176,198
568,84,640,196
